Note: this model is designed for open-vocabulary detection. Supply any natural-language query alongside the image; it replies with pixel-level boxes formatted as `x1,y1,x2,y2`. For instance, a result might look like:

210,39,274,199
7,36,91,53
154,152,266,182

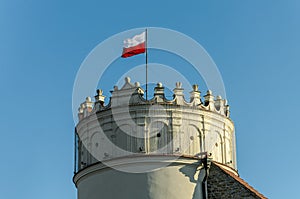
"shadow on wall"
179,162,204,199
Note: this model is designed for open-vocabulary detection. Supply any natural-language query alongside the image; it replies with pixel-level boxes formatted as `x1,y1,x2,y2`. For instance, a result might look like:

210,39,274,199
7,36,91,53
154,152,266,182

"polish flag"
121,32,146,58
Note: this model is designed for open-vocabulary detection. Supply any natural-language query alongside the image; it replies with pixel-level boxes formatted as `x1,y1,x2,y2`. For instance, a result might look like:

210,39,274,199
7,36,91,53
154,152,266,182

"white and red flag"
121,31,146,58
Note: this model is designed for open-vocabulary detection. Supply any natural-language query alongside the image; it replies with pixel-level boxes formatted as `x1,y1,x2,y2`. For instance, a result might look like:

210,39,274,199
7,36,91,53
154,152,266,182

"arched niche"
113,124,135,156
149,121,172,153
185,125,201,156
89,131,102,163
224,136,233,165
205,130,223,163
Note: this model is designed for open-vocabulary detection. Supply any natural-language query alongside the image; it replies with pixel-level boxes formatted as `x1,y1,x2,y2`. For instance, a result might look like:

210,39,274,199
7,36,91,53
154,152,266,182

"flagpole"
145,28,148,101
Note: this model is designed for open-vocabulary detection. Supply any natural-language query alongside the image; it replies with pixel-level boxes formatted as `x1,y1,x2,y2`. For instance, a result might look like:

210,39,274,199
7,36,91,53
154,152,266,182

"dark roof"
208,162,267,199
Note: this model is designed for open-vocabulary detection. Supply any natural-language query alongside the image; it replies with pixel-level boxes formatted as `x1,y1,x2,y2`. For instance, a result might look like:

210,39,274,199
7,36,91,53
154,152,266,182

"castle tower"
73,77,265,199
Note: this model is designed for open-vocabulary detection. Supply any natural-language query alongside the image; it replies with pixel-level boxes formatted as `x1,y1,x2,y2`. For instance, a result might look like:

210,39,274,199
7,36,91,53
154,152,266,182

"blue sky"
1,0,299,198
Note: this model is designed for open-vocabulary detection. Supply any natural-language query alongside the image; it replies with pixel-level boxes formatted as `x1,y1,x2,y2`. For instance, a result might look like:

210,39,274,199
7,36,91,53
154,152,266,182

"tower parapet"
75,77,236,173
78,78,230,120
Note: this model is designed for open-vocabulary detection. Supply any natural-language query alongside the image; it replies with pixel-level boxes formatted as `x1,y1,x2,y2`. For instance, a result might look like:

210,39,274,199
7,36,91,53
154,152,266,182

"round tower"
73,77,236,199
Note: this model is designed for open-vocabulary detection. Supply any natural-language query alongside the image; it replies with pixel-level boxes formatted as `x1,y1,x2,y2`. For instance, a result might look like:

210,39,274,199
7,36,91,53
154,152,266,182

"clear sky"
1,0,299,198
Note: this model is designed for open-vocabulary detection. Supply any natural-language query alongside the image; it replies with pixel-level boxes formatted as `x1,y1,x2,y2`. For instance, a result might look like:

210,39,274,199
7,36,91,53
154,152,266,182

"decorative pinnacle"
204,90,215,110
206,90,212,95
86,97,92,102
125,77,131,83
190,84,201,105
176,82,182,88
154,82,164,98
97,89,103,96
135,82,140,87
95,89,105,106
216,95,222,100
173,82,184,99
192,84,198,91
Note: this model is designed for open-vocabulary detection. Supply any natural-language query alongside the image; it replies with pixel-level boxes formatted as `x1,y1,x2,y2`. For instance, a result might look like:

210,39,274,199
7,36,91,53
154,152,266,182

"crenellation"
78,97,93,119
153,82,165,102
77,77,231,121
225,103,230,117
94,89,105,111
173,82,185,105
204,90,215,111
215,95,225,115
78,103,84,120
189,84,201,106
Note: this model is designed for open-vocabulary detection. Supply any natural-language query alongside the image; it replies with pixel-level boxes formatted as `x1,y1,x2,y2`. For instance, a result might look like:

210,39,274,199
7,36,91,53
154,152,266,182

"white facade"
74,156,207,199
73,77,236,199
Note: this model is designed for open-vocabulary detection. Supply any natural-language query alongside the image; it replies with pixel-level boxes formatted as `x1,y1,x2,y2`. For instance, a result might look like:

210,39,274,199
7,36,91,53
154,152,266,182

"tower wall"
74,77,237,199
74,156,206,199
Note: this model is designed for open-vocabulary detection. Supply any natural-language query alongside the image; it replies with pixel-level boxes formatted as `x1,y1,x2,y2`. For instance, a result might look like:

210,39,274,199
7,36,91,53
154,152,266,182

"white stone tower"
73,77,237,199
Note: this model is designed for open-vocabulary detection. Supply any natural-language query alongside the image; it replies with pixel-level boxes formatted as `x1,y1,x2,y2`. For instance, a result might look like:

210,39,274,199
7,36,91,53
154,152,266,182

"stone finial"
80,103,85,110
215,95,225,114
97,89,103,96
176,82,182,88
225,103,230,117
154,82,165,100
192,84,198,91
78,97,94,119
95,89,106,107
125,77,131,83
78,104,83,113
118,76,136,90
173,82,184,94
190,84,201,105
224,100,230,117
135,82,140,87
86,97,92,102
173,82,184,105
113,86,118,91
78,103,85,120
204,90,215,110
85,97,93,113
